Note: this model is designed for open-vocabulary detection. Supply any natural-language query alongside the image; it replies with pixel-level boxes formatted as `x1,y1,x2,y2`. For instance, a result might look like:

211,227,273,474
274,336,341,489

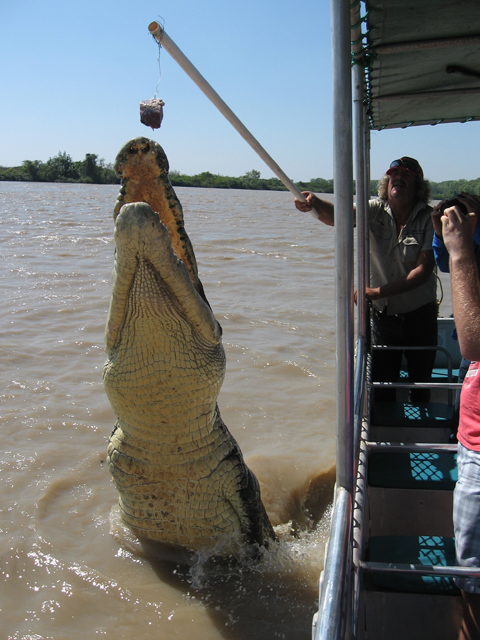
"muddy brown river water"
0,182,452,639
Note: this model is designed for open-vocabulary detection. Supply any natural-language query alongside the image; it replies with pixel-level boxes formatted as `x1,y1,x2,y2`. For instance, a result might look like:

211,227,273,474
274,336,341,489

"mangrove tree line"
1,151,479,199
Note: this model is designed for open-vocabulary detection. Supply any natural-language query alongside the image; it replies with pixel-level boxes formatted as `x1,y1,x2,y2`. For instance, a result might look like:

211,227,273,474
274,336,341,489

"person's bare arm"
294,191,335,226
294,191,357,227
443,206,480,361
365,249,435,301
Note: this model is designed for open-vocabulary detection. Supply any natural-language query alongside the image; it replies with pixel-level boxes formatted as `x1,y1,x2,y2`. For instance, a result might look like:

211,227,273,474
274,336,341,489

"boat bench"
368,450,457,490
366,535,460,594
358,450,462,637
432,367,459,381
366,449,457,537
399,367,459,382
370,401,457,443
371,401,456,429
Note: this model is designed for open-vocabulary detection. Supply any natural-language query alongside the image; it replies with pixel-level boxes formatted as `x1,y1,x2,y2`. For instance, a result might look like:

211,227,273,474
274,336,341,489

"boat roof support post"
331,0,354,494
364,122,371,288
313,2,355,637
353,63,368,340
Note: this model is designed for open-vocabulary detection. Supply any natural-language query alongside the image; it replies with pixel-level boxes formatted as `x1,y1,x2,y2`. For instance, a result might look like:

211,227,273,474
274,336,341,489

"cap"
386,157,423,179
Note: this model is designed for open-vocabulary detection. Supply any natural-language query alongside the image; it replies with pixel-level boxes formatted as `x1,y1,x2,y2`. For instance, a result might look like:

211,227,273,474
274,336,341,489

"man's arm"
365,249,435,301
443,206,480,361
294,191,356,227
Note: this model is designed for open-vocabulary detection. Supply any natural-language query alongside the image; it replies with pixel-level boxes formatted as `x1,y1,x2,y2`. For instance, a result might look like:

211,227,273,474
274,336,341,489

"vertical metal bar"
315,3,355,638
331,0,354,492
349,11,368,638
353,63,367,339
352,61,370,640
364,122,371,289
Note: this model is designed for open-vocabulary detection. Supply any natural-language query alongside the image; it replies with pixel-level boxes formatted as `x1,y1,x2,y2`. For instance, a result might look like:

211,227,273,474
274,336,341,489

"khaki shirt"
368,199,436,315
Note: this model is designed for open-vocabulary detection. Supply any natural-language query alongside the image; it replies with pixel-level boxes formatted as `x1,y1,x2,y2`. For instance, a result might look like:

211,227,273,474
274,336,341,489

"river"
0,181,453,639
0,181,350,640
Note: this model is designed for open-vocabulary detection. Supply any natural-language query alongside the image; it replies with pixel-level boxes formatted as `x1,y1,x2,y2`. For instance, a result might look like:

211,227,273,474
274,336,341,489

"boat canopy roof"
360,0,480,129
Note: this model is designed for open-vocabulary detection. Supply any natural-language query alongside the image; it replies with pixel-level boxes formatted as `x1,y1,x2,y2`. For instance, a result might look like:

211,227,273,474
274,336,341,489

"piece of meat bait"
140,98,165,130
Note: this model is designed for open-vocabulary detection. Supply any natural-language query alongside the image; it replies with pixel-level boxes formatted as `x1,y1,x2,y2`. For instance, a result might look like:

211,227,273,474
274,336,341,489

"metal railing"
314,335,368,640
314,487,352,640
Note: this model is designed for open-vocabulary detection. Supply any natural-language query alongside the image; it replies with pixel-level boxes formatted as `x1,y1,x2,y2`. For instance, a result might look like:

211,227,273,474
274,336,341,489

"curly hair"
377,174,431,204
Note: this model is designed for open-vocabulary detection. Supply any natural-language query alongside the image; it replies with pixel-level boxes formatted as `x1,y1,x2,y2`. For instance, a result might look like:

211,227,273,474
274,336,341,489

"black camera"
439,197,468,215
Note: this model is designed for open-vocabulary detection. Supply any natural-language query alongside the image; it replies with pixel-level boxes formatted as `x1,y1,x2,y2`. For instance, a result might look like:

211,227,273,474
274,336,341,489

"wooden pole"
148,21,318,218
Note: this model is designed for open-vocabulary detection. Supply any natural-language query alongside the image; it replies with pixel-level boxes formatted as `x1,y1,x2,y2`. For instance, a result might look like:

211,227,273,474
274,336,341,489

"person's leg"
402,301,438,402
371,308,403,402
454,444,480,638
459,591,480,640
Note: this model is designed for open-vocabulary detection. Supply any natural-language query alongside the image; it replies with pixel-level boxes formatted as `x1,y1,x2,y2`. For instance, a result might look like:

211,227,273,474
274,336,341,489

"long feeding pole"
148,21,319,219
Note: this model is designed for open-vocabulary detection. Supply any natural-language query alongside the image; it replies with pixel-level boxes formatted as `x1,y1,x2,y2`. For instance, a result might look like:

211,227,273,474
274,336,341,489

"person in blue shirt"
432,193,480,440
432,193,480,273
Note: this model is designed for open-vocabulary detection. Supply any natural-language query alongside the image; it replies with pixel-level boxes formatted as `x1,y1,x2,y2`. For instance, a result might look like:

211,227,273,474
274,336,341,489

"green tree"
296,178,334,194
80,153,100,183
243,169,261,189
21,160,43,181
194,171,217,187
99,160,119,184
45,151,79,182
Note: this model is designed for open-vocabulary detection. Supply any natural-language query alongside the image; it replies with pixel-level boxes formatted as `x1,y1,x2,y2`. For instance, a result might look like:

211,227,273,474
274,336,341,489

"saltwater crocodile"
103,137,275,554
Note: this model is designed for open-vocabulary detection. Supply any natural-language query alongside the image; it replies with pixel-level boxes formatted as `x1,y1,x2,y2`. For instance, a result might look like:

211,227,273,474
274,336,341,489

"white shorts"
454,442,480,592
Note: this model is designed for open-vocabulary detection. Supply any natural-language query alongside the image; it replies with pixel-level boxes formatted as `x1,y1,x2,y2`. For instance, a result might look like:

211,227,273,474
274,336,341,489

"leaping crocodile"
103,137,275,554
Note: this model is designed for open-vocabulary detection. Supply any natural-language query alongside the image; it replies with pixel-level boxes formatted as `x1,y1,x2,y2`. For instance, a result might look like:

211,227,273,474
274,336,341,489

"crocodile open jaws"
103,137,275,555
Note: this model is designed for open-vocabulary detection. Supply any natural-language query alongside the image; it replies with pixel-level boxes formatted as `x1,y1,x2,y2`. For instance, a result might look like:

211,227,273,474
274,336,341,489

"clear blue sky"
1,0,479,182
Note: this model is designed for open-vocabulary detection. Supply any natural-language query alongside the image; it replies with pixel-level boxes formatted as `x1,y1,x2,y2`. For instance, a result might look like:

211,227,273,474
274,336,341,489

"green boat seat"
368,450,457,490
431,367,459,381
399,368,459,381
367,535,460,594
371,402,456,428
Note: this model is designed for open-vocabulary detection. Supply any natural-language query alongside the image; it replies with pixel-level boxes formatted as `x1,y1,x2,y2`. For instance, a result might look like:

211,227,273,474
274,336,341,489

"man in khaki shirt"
295,157,437,402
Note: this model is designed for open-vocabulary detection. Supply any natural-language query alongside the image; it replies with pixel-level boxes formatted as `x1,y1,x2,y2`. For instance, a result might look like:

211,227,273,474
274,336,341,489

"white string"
153,17,165,99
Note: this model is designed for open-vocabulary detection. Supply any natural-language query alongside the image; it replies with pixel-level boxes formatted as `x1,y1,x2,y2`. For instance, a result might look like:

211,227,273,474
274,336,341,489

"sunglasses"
389,158,419,174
